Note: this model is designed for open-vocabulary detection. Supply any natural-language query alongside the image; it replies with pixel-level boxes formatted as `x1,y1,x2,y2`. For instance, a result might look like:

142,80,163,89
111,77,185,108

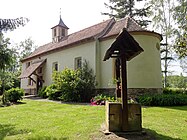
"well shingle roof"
21,17,146,62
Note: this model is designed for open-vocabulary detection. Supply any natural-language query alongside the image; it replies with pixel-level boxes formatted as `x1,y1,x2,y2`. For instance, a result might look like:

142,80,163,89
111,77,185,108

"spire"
58,8,69,29
51,9,69,43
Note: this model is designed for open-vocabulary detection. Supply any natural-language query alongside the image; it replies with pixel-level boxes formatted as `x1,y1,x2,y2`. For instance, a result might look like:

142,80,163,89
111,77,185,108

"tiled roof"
18,59,46,78
21,17,145,62
102,17,145,39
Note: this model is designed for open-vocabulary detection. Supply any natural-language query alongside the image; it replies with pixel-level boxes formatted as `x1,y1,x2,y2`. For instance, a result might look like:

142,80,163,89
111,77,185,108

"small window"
52,62,58,71
75,57,82,70
38,67,42,74
54,28,57,37
28,78,33,86
62,28,65,36
26,62,31,68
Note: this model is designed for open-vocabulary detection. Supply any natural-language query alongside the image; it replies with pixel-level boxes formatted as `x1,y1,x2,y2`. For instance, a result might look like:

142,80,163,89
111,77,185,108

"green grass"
0,100,105,140
0,99,187,140
143,106,187,140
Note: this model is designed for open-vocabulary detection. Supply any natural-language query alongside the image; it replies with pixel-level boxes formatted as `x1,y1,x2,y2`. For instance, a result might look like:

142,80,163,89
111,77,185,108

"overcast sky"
1,0,109,46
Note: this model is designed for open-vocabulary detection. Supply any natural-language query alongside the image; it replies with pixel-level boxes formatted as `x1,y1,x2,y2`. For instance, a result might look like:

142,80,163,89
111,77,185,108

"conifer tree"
102,0,151,27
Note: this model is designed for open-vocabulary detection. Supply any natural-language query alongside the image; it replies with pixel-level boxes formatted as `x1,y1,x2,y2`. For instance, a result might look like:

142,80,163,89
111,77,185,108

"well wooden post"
115,58,121,98
120,55,128,131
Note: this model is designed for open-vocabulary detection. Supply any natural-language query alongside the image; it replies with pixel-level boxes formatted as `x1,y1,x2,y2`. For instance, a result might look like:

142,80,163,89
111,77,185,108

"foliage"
78,61,96,101
51,61,96,102
5,88,24,103
102,0,151,27
0,17,28,32
147,0,175,87
17,38,37,59
38,86,48,98
163,88,187,95
173,0,187,59
166,75,187,89
0,17,28,104
45,84,62,100
180,57,187,74
138,94,187,106
91,94,116,105
0,33,15,100
0,33,13,71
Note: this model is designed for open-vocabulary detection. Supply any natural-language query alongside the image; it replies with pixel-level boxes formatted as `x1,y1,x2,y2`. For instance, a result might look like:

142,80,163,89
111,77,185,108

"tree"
0,17,28,103
173,0,187,78
173,0,187,59
0,17,28,32
0,33,12,71
102,0,151,27
147,0,175,87
0,33,14,100
17,38,37,59
0,17,29,71
180,58,187,75
167,74,186,89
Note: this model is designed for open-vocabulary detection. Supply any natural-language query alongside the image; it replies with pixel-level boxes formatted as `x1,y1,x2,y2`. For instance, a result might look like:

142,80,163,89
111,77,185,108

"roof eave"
20,36,95,63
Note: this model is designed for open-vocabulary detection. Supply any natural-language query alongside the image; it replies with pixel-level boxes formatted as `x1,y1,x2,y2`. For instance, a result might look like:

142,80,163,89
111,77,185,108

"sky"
1,0,109,46
0,0,185,75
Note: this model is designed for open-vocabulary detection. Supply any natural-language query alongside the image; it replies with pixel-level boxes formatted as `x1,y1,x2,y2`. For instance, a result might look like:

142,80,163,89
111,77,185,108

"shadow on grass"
103,128,182,140
143,128,182,140
28,136,69,140
163,105,187,111
0,124,31,139
0,101,26,108
0,124,69,140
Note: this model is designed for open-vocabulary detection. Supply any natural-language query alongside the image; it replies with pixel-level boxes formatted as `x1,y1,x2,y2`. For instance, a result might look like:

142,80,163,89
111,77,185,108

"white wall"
21,32,162,91
21,41,96,89
99,33,162,89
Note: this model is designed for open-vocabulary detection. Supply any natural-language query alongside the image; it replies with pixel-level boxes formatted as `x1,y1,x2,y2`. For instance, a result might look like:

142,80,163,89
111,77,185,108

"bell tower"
51,12,69,43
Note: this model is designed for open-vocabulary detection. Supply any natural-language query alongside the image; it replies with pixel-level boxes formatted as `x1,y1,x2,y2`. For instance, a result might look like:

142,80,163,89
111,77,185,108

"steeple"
58,15,69,29
51,11,69,43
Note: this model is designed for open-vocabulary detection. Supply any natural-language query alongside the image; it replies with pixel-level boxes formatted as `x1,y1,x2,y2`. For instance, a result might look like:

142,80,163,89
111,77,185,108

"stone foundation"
95,88,163,98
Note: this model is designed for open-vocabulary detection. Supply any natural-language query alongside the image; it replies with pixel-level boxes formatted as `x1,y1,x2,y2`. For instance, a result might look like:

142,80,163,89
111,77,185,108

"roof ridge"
94,18,116,39
126,16,145,30
68,18,112,36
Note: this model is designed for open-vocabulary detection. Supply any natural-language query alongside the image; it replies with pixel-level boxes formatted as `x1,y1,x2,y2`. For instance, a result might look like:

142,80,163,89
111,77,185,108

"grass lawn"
0,99,187,140
0,99,105,140
142,106,187,140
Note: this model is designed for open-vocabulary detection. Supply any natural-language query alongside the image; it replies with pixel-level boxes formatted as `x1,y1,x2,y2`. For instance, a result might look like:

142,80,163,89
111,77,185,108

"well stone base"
106,101,142,132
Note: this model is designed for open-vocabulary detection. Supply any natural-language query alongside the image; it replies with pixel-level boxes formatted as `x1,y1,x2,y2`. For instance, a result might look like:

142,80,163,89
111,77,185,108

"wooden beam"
120,55,128,131
29,76,36,83
115,58,121,98
33,73,44,82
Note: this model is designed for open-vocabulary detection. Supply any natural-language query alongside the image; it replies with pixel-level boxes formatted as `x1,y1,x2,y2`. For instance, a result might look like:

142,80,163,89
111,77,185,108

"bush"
138,94,187,106
52,61,96,102
38,86,48,98
91,94,116,105
163,88,187,94
45,84,62,100
5,88,24,103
